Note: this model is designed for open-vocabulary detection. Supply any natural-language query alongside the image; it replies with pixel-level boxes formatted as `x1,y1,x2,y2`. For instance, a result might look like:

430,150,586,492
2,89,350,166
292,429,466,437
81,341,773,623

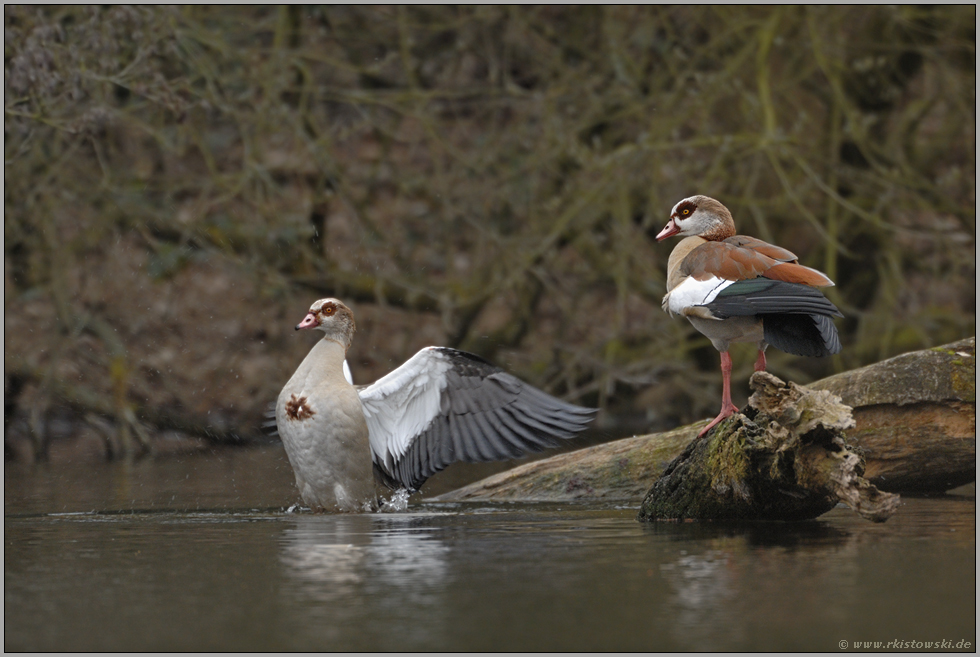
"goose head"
655,195,736,242
295,298,356,350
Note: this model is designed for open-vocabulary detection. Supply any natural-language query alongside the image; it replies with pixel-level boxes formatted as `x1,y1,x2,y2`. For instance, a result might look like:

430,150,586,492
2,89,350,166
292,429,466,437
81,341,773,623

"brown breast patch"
285,394,316,421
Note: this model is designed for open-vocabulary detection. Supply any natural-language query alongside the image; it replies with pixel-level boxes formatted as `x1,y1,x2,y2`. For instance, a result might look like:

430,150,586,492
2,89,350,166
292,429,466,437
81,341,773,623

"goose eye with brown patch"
323,306,335,316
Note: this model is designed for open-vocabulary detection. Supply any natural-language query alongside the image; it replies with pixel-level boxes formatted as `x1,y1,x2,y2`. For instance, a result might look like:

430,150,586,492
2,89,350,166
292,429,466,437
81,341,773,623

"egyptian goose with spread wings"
656,195,842,438
276,298,597,512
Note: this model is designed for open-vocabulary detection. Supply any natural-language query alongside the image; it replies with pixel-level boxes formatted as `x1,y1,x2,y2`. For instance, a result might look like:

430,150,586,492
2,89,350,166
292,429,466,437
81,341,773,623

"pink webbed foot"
754,349,767,373
697,401,739,438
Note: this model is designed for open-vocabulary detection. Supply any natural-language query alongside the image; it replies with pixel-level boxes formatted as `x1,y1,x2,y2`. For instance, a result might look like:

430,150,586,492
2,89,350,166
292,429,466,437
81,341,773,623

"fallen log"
431,424,700,503
636,372,899,522
434,338,975,504
808,337,975,492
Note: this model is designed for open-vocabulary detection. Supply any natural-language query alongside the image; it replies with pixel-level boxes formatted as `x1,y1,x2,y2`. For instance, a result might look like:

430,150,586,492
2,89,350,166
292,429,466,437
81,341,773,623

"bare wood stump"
637,372,899,523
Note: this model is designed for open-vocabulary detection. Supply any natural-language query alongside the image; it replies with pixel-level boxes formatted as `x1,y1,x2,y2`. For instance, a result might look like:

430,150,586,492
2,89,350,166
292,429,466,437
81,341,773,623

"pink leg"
698,351,740,438
754,349,767,372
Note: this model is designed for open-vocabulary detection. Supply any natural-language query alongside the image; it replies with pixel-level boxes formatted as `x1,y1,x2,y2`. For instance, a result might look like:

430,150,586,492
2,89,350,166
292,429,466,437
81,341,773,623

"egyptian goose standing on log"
656,195,843,437
276,298,597,512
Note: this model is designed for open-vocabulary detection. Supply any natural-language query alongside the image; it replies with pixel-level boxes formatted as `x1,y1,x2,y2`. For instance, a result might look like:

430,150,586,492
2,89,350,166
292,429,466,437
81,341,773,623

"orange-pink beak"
655,217,680,241
295,312,318,331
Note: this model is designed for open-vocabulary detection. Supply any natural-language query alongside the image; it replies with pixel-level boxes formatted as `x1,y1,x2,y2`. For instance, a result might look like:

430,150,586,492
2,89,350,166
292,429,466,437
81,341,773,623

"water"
5,445,976,651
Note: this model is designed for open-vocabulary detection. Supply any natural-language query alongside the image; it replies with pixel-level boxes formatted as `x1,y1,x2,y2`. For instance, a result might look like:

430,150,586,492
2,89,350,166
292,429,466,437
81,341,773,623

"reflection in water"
657,520,867,651
279,514,452,649
280,539,367,602
4,472,974,653
279,515,451,598
367,527,449,594
661,550,742,650
279,516,372,603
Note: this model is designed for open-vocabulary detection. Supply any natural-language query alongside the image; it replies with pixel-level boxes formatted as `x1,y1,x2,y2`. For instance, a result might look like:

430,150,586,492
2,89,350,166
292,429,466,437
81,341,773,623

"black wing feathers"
380,347,596,492
763,313,842,357
708,279,843,319
706,279,843,358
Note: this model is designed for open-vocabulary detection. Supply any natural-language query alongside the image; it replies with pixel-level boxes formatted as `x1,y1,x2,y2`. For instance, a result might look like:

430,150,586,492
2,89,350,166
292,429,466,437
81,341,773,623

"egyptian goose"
656,195,842,438
275,298,597,512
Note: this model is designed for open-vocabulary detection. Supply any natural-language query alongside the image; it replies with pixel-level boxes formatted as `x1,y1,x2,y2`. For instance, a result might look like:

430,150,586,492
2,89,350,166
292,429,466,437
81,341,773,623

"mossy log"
808,337,975,492
431,424,700,503
435,338,974,505
637,372,900,523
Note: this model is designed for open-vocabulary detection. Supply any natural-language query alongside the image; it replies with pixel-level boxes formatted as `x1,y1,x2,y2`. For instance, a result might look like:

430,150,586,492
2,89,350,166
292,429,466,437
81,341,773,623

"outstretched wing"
358,347,597,491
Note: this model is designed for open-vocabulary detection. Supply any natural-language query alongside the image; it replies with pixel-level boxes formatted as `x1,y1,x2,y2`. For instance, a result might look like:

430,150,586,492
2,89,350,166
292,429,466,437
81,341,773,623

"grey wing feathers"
381,348,596,491
263,402,278,437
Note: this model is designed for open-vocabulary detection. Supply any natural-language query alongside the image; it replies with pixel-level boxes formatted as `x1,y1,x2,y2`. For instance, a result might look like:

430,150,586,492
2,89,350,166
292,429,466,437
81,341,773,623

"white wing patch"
343,360,353,385
666,276,734,318
357,347,452,472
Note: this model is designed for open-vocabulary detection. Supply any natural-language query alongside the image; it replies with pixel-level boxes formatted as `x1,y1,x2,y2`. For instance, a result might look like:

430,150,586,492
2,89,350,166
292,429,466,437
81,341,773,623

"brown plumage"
657,195,842,437
680,240,835,287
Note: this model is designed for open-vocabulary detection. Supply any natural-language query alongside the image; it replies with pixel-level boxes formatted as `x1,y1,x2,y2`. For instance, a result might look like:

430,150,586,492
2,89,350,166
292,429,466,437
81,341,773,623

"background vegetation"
5,5,975,460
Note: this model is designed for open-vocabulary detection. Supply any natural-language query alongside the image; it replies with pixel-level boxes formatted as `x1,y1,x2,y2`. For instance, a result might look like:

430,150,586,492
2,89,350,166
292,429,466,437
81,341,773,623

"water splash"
378,489,411,513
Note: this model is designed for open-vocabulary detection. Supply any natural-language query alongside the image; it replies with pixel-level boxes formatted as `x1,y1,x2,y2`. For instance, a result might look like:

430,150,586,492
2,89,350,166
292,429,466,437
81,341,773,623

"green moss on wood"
638,372,899,523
